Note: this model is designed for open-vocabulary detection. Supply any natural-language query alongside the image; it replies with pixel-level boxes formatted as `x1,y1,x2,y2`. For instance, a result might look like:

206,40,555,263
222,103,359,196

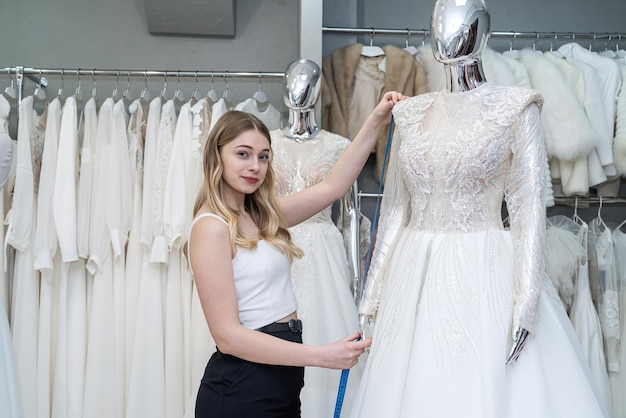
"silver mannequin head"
430,0,490,65
282,59,321,140
283,59,321,110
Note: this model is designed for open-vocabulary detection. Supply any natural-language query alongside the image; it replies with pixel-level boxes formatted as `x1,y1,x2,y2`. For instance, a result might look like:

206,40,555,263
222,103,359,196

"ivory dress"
54,95,88,418
270,129,362,418
9,95,45,418
0,94,21,418
351,84,609,418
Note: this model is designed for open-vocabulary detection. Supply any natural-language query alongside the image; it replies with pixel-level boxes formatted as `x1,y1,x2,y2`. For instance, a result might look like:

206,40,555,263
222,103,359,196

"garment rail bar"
1,67,285,79
360,193,626,205
322,26,626,41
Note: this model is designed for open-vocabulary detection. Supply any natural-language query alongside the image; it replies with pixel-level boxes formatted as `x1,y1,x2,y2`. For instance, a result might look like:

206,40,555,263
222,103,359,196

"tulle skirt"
349,228,609,418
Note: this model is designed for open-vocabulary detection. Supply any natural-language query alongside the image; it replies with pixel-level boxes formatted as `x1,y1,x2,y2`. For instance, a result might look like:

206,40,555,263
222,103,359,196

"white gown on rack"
8,95,45,418
124,96,146,402
270,129,363,418
83,97,121,418
163,100,192,418
184,97,215,418
126,97,166,418
0,94,21,418
611,226,626,418
546,215,612,413
52,95,87,418
351,84,609,418
34,96,62,418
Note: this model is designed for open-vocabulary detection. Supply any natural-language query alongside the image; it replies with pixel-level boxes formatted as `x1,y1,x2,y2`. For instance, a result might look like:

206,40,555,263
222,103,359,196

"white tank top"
188,213,298,330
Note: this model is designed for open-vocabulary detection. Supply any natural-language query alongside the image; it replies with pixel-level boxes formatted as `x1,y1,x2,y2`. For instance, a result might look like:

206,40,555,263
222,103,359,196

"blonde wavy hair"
186,110,303,261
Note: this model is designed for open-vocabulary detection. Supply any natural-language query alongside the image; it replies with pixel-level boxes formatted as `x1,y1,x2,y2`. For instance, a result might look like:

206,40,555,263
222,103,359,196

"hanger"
3,70,17,101
616,207,626,232
571,196,586,226
111,70,121,100
129,70,150,114
594,196,608,232
361,28,385,57
549,33,558,53
403,29,418,56
206,72,218,105
160,71,168,102
140,70,150,101
173,70,185,103
252,73,268,110
509,33,517,51
90,69,98,99
74,69,83,102
221,73,233,109
589,34,597,52
56,68,65,101
188,70,199,105
122,71,132,101
616,34,626,58
33,69,47,101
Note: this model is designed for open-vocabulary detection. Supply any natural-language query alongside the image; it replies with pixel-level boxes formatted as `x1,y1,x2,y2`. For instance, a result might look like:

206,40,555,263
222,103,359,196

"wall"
0,0,299,108
323,0,626,57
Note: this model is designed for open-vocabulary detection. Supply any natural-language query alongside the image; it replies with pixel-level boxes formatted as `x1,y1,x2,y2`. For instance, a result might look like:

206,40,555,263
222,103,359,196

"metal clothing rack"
2,66,285,104
360,192,626,206
322,26,626,41
553,196,626,206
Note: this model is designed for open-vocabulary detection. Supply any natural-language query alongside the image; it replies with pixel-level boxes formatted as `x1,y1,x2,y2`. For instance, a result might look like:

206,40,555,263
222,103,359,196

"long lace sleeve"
358,123,409,317
504,101,549,335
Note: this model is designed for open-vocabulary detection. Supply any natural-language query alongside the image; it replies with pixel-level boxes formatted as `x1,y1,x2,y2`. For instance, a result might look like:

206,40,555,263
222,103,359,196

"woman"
187,91,405,417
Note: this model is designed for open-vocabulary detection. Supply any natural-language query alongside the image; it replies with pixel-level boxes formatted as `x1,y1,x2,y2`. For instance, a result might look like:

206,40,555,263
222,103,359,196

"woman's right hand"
369,90,408,128
317,332,372,370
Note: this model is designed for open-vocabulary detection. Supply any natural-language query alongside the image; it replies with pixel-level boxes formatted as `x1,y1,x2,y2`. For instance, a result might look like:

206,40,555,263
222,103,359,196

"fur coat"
322,43,428,180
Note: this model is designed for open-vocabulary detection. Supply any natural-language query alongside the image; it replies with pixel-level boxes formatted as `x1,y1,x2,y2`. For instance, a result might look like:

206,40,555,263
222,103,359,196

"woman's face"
220,129,271,197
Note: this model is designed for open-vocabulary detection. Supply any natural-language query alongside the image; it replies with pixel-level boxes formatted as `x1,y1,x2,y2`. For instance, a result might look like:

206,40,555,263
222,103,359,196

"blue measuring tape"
333,116,395,418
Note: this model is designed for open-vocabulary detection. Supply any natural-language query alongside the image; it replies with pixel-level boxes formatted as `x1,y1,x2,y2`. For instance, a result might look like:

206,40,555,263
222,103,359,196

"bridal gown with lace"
270,129,363,418
350,84,609,418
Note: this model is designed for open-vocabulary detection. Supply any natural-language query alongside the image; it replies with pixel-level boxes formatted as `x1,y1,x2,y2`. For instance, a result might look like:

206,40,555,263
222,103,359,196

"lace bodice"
360,84,550,335
271,129,350,222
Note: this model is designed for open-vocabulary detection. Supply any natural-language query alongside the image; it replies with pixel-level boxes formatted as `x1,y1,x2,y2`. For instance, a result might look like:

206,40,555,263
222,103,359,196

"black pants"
195,324,305,418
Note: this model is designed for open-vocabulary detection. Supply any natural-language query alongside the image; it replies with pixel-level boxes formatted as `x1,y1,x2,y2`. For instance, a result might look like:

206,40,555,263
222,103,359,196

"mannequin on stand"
349,1,611,417
270,59,365,418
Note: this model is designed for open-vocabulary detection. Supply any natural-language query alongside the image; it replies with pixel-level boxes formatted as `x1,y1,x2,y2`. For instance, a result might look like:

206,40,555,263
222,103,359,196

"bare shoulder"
189,212,230,246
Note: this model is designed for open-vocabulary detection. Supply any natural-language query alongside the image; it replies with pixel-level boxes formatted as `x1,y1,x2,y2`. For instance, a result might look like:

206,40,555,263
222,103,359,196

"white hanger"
173,70,185,103
188,70,199,105
74,69,83,102
140,70,150,101
34,69,47,101
221,73,233,109
616,214,626,232
253,73,268,105
3,70,17,101
403,29,418,56
122,71,132,101
206,73,218,105
361,28,385,57
160,71,168,102
615,34,626,58
57,68,65,100
571,196,586,226
90,69,98,99
111,70,121,100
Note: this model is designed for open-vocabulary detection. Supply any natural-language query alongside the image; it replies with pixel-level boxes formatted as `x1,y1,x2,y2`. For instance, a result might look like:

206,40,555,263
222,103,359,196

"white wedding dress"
270,129,363,418
351,84,609,418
